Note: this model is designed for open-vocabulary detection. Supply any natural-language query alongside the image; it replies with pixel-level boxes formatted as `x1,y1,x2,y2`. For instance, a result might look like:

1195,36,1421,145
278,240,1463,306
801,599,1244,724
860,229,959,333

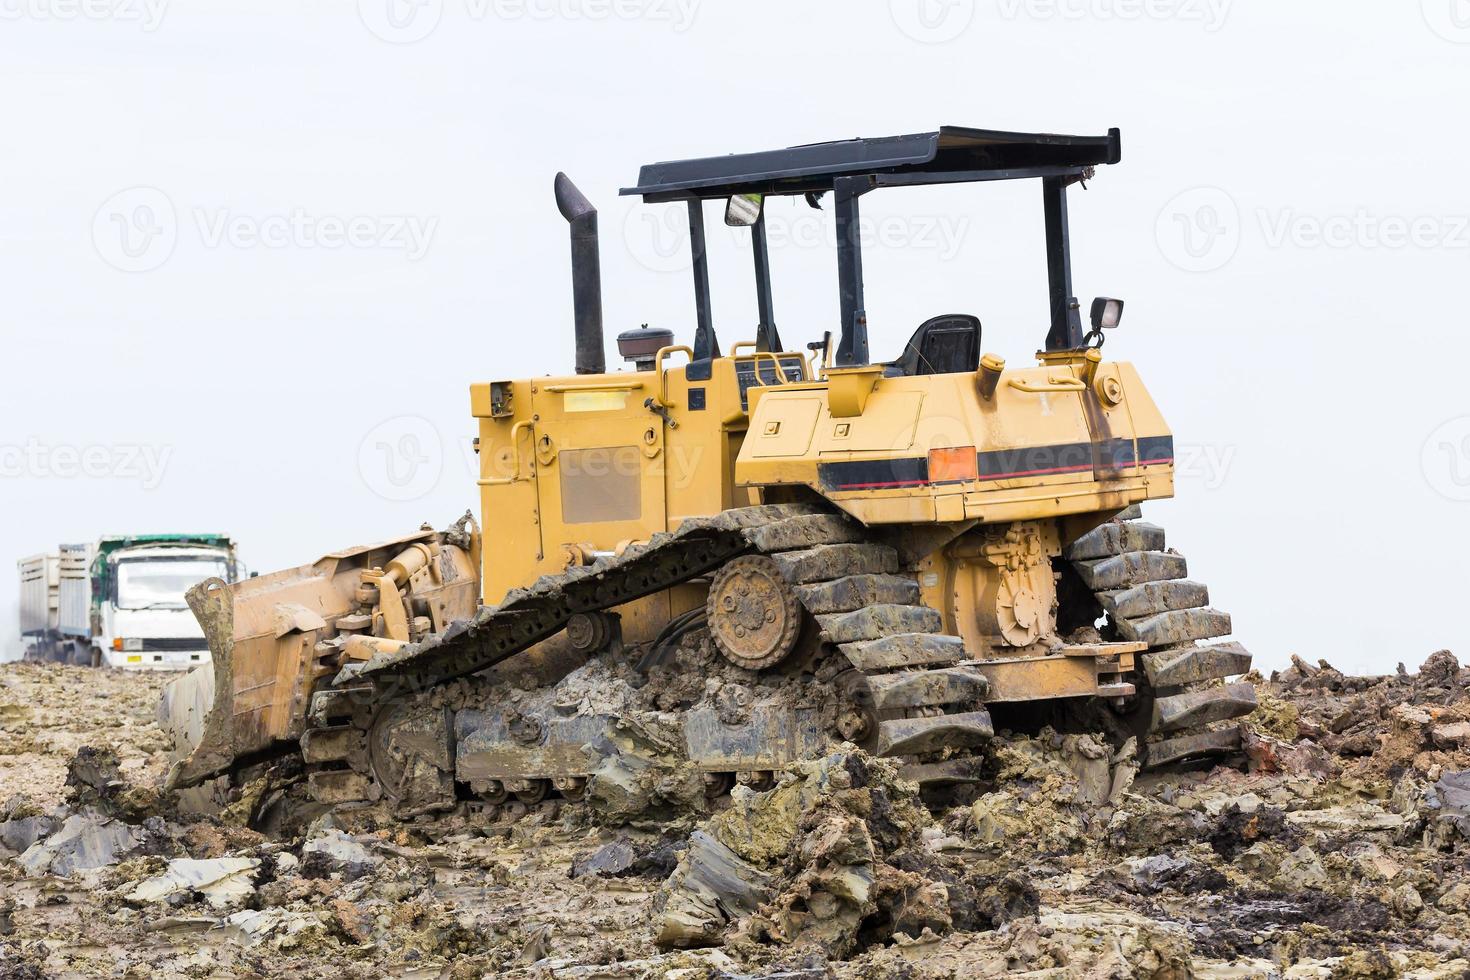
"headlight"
122,638,143,652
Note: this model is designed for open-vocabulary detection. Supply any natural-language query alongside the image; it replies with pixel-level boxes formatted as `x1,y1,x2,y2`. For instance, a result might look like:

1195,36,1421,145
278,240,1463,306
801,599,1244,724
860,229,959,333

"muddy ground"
3,653,1470,979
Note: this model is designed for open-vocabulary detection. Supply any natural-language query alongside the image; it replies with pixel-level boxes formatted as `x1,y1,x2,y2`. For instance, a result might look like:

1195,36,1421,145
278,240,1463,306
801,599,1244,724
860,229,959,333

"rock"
583,723,708,828
1242,730,1337,779
1432,721,1470,749
653,750,946,956
300,829,382,881
567,838,679,880
127,857,261,908
220,907,318,946
654,830,776,948
0,815,58,854
1393,882,1425,920
64,745,125,808
1126,854,1191,893
1429,770,1470,841
19,812,140,876
1438,882,1470,912
1275,846,1329,890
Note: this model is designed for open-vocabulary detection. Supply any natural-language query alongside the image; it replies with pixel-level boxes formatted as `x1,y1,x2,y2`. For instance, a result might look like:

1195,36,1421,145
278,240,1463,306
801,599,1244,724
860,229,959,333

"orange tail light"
928,447,978,484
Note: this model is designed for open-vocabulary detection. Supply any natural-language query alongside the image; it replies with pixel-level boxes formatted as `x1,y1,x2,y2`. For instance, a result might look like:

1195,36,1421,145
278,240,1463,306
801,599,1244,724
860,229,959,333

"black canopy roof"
622,126,1121,202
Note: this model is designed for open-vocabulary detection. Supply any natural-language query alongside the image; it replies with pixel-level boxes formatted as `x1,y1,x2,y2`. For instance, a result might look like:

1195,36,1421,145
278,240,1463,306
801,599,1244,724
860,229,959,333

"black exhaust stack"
554,173,605,375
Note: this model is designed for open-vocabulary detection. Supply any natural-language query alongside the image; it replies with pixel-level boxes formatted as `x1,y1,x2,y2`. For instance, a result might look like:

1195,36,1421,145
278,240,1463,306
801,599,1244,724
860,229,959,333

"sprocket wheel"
706,554,803,671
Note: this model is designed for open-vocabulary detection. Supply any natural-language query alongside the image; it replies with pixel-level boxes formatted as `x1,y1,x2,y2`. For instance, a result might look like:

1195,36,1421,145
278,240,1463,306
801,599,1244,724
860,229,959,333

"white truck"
18,534,241,669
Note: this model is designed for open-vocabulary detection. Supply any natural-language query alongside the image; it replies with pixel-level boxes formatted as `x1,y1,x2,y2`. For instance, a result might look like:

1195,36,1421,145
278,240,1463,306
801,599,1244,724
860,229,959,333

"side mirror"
725,193,764,227
1090,297,1125,331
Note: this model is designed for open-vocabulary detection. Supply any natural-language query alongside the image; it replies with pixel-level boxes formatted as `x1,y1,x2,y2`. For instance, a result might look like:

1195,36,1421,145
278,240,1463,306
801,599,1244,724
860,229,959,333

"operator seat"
885,314,981,377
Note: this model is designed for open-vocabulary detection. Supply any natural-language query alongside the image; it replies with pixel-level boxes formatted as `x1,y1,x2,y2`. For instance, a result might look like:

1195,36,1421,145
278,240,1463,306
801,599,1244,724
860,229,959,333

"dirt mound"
653,749,1016,957
6,652,1470,978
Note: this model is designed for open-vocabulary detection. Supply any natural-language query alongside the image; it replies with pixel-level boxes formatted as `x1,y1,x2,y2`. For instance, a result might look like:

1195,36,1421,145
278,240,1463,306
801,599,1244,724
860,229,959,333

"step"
877,711,994,756
1065,521,1166,561
1074,551,1188,591
864,667,991,710
795,574,920,615
1118,608,1232,647
817,604,942,644
1151,682,1258,733
840,633,966,672
1145,727,1245,767
1100,580,1210,620
772,543,899,585
1141,642,1253,687
745,514,868,553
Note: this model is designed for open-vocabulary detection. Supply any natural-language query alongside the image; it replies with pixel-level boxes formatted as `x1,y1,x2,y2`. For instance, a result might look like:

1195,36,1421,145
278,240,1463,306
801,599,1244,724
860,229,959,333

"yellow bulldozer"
162,126,1257,818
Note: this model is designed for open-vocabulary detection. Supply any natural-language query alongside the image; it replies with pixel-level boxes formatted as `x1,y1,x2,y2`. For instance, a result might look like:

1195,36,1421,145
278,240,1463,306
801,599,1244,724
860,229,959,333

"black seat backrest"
888,314,981,377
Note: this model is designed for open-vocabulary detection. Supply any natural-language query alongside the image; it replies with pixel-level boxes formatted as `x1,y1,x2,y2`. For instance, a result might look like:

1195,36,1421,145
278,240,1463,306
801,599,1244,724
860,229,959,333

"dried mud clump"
653,749,1005,957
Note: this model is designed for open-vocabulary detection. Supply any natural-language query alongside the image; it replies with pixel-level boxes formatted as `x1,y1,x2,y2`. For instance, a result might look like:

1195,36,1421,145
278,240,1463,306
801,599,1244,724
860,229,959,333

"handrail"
731,341,799,387
477,419,534,487
651,344,694,408
1008,376,1087,393
543,380,645,393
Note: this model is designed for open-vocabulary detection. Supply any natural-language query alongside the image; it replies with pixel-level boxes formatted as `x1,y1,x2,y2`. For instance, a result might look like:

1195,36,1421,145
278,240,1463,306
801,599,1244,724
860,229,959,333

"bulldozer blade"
1066,521,1166,560
816,604,942,644
1074,551,1188,591
1151,682,1258,733
1141,642,1253,687
877,711,994,756
1118,608,1232,646
162,527,478,792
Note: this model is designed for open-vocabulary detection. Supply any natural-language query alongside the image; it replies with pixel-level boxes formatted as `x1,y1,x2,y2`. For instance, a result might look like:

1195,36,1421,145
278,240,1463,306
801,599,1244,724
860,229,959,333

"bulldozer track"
314,503,995,810
1067,507,1258,768
304,504,1254,810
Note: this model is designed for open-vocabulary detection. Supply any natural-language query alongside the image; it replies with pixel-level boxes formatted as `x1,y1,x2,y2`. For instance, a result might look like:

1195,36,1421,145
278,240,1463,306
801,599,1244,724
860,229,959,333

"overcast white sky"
3,0,1468,674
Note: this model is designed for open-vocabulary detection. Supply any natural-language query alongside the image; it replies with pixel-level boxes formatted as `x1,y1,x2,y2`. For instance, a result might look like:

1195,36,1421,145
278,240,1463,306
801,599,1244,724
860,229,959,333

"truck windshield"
116,558,229,610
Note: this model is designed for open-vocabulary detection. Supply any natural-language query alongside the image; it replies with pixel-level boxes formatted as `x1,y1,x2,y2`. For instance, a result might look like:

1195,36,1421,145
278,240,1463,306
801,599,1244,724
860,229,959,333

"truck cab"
89,536,242,669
